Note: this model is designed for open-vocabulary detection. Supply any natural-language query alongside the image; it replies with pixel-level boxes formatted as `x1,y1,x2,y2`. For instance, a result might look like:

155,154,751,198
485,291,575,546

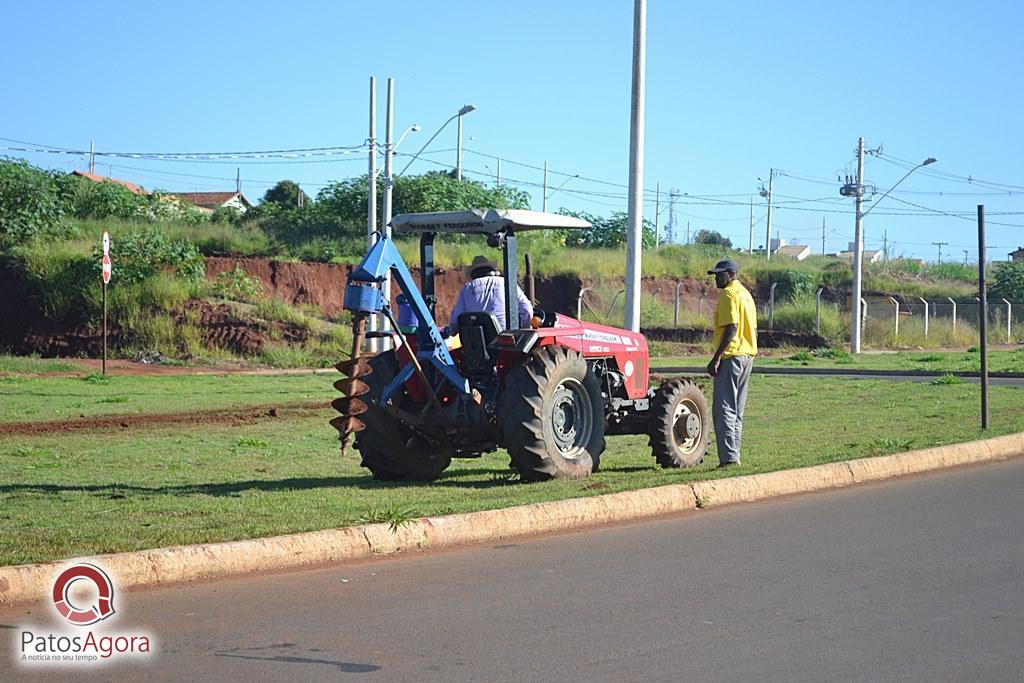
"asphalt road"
5,458,1024,682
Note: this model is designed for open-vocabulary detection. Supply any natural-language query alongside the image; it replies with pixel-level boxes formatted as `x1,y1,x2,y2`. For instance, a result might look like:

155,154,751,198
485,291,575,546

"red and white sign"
101,231,111,284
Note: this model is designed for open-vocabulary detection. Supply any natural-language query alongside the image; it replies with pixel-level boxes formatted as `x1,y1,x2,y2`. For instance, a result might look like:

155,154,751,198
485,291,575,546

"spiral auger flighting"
330,313,372,456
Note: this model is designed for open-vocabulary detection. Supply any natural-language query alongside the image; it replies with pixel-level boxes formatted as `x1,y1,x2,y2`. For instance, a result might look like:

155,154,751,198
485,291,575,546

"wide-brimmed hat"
470,255,498,276
707,259,740,275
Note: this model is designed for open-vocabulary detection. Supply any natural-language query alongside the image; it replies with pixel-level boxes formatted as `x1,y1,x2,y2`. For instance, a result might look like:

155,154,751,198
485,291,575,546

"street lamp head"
458,104,476,116
922,157,937,166
411,124,422,132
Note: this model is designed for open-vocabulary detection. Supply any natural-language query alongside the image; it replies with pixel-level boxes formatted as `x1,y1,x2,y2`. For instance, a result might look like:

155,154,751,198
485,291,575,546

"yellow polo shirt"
712,279,758,358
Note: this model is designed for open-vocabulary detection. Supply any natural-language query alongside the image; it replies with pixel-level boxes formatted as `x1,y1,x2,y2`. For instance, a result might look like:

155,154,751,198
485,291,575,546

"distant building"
1010,246,1024,262
70,170,144,195
836,250,882,264
167,191,253,215
774,244,811,261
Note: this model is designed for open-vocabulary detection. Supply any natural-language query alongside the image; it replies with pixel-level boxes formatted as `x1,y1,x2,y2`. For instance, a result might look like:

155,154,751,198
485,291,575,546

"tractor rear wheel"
353,351,452,481
648,378,710,468
498,347,605,481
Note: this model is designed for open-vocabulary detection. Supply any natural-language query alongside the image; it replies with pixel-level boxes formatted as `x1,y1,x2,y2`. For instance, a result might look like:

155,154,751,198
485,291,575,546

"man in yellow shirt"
706,259,758,468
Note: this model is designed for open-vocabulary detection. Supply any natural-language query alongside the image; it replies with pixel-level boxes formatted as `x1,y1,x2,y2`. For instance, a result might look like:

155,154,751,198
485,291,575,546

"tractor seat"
457,312,501,376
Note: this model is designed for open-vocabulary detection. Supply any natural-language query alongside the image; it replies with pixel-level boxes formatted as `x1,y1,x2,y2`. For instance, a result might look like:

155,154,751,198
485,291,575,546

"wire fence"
861,297,1023,347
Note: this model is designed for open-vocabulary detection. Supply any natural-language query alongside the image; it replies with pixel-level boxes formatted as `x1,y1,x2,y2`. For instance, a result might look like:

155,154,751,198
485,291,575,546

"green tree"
558,210,655,249
261,180,310,208
0,158,72,244
693,229,733,248
991,260,1024,301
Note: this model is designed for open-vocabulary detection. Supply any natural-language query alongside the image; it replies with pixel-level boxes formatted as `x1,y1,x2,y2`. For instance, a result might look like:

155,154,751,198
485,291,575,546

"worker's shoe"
717,461,741,469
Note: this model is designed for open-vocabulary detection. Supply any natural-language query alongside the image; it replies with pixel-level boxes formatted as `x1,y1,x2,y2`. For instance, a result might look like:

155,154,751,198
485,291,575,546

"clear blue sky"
3,0,1022,261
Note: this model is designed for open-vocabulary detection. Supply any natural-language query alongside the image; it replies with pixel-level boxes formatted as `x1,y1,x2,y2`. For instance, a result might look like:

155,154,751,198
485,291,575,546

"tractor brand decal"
582,329,623,345
587,345,611,353
14,563,154,668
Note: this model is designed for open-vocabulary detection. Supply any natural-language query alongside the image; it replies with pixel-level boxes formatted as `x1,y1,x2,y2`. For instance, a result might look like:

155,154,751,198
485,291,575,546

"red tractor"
331,209,709,481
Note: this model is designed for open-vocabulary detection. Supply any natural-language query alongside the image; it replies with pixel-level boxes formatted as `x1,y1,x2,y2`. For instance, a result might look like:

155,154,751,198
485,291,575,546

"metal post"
978,205,988,429
890,297,900,337
367,77,378,351
769,282,778,330
1003,298,1012,344
919,297,929,338
699,294,706,318
948,297,957,337
674,281,684,327
815,287,823,334
822,217,826,255
623,0,646,333
496,158,501,187
102,279,107,375
525,253,535,304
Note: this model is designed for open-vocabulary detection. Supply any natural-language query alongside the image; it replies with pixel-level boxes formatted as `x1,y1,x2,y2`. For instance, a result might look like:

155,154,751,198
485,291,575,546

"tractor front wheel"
498,347,605,482
648,378,710,468
353,351,452,481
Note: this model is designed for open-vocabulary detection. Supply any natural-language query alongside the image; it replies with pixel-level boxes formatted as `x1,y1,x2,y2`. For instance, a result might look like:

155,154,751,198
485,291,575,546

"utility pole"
760,169,775,260
851,137,865,353
367,76,378,349
654,182,661,247
496,158,501,187
963,249,969,266
932,241,948,264
542,161,548,212
686,220,690,244
89,139,95,174
822,217,827,255
623,0,646,333
667,189,677,244
882,230,888,261
236,168,241,195
749,198,754,254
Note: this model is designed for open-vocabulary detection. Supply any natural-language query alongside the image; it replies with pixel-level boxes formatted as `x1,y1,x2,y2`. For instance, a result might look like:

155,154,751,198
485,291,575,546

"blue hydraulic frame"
344,236,470,401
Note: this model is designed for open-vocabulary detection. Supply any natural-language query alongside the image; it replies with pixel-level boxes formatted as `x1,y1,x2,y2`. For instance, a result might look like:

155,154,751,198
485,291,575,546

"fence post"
698,295,706,319
577,287,591,319
815,287,823,334
768,282,779,330
889,296,900,337
947,296,956,337
674,281,684,327
919,297,929,338
1003,298,1012,343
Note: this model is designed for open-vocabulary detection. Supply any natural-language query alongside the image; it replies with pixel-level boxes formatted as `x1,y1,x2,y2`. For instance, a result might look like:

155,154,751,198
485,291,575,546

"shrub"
213,266,263,302
771,296,844,338
0,158,73,244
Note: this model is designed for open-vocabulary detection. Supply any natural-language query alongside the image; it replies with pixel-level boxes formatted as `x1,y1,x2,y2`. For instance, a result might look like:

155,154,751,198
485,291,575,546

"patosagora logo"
16,562,153,666
52,563,116,626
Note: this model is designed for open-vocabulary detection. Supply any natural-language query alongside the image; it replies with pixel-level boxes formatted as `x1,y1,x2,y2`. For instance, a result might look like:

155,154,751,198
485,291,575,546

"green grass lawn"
0,356,89,374
1,372,1021,566
652,348,1024,373
0,372,330,423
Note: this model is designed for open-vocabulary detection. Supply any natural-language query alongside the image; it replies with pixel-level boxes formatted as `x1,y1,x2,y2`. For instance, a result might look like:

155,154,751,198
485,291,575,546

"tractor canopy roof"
390,209,592,235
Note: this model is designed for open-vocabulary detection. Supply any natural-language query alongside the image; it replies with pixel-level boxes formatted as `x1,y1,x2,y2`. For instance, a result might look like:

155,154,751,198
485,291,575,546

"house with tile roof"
167,191,253,215
1010,246,1024,262
774,244,812,261
71,170,144,195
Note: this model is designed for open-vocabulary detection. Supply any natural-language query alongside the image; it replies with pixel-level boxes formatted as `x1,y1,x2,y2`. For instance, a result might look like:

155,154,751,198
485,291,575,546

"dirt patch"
0,401,327,436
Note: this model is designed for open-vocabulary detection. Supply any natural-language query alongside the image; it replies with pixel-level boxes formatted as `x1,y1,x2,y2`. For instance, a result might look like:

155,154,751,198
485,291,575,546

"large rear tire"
498,347,605,482
354,351,451,481
648,378,710,468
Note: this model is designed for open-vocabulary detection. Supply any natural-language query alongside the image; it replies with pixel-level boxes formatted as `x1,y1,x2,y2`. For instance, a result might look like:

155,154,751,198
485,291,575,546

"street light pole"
845,140,936,353
399,104,475,178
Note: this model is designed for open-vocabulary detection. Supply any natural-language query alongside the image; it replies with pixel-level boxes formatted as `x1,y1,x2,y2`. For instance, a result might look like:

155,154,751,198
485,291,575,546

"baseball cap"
707,259,740,275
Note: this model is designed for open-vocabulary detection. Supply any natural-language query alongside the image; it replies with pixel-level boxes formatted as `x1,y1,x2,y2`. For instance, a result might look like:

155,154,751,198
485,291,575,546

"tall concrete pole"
456,113,464,180
851,136,866,353
367,77,378,349
542,161,548,212
381,77,396,345
654,181,661,247
764,169,774,261
748,197,754,254
623,0,646,332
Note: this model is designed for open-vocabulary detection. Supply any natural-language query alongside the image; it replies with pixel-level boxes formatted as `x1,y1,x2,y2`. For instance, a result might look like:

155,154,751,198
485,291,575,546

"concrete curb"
2,432,1022,607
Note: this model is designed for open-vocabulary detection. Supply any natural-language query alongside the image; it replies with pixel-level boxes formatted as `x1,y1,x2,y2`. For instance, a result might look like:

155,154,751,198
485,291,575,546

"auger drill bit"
331,314,372,456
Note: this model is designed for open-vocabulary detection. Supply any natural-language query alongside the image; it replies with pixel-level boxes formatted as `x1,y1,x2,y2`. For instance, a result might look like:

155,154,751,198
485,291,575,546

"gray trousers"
712,355,753,464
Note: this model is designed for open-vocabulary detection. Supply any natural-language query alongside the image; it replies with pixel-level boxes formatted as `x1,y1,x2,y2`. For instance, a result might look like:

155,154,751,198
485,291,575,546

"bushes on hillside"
0,158,74,244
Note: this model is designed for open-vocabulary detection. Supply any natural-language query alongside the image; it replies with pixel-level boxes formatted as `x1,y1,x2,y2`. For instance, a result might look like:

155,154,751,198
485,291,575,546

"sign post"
101,231,111,375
